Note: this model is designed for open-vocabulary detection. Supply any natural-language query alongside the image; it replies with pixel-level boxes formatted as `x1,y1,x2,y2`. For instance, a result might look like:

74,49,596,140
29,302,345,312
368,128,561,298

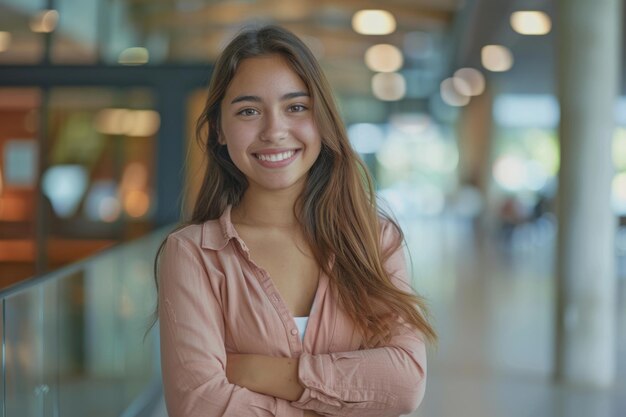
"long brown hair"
156,25,435,346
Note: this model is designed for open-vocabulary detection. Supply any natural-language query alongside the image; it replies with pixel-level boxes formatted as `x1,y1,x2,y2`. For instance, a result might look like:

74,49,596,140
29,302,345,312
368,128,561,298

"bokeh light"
29,10,59,33
613,128,626,170
511,11,552,35
453,68,486,96
352,10,396,35
482,45,514,72
42,165,88,218
365,44,404,73
118,47,150,65
0,32,11,52
94,109,160,137
612,172,626,215
440,77,470,107
348,123,385,154
372,72,406,101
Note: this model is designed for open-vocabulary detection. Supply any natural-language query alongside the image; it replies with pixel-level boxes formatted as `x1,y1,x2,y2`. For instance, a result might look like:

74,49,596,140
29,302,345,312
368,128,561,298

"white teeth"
256,150,296,162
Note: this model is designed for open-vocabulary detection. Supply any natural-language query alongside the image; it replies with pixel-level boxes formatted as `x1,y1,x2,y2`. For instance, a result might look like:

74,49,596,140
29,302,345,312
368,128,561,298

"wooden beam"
139,0,453,32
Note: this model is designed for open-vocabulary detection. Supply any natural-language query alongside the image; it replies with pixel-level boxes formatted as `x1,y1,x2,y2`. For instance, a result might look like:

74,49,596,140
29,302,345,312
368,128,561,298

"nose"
260,110,287,142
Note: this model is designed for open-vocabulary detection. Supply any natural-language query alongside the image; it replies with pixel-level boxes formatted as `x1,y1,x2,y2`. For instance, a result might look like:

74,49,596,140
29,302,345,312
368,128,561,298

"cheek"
221,122,251,149
297,119,322,145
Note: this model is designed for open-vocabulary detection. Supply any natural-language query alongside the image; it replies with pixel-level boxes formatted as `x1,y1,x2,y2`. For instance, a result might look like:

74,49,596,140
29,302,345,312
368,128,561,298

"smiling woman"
218,54,322,194
154,25,436,417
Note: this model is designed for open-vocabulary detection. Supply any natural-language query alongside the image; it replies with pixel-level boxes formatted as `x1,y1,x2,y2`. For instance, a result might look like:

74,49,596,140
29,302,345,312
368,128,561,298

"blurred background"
0,0,624,416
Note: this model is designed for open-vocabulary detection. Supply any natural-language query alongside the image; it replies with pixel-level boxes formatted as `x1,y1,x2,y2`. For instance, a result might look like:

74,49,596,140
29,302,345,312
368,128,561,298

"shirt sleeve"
291,221,427,417
158,235,304,417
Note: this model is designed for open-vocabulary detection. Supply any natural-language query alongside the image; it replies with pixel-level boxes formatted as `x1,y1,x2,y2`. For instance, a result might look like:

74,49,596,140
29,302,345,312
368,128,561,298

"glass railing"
0,226,173,417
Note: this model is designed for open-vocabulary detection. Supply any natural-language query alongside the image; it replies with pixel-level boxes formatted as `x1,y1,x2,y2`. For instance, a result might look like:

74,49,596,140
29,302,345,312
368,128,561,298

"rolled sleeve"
291,220,427,417
293,338,425,417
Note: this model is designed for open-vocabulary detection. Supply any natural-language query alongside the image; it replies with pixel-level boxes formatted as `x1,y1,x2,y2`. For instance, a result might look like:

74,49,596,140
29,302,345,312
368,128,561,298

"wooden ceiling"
124,0,463,95
0,0,464,96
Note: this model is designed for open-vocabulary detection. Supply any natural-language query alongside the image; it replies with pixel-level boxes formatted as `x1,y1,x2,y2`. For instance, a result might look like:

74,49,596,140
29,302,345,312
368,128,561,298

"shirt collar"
201,205,238,250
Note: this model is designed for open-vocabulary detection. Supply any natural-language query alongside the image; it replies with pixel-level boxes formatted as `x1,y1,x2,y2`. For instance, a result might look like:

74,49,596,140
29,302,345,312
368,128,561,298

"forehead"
225,55,309,98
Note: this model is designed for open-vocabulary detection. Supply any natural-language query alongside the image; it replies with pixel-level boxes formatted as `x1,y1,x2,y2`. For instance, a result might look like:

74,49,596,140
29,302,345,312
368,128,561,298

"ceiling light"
365,44,403,72
453,68,486,96
94,109,160,137
372,72,406,101
0,32,11,52
440,78,470,107
481,45,513,72
42,165,88,218
29,10,59,33
118,47,150,65
120,162,149,192
94,109,133,135
126,110,160,137
493,155,527,191
352,10,396,35
511,11,551,35
124,190,150,218
451,77,472,97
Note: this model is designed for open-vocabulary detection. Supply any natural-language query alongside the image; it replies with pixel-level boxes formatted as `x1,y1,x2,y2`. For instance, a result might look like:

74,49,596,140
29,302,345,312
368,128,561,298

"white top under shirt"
293,316,309,341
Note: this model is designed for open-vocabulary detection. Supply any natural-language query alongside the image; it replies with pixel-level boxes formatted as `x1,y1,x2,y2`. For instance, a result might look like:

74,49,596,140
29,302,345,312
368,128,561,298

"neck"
233,186,301,228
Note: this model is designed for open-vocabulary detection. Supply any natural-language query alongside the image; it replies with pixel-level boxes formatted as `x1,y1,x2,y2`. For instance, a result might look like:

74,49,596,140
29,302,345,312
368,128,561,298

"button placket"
250,263,305,355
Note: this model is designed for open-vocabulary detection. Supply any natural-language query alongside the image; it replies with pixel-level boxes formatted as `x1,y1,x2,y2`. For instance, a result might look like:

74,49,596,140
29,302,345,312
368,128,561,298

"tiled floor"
404,215,625,417
150,215,626,417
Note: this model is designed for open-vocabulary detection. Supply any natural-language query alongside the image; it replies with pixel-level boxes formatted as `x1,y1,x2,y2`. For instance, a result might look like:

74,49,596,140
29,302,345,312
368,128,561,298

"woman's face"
219,54,322,196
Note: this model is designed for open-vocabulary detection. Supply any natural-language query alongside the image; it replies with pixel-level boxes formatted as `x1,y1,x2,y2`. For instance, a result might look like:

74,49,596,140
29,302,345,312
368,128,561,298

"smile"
255,150,297,162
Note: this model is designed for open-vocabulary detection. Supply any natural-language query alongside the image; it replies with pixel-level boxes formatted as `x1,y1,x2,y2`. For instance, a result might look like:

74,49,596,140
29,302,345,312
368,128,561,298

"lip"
252,148,301,168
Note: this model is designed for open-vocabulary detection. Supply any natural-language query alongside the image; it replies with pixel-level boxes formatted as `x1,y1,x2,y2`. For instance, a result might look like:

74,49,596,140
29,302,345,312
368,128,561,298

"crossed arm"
225,353,304,401
226,354,321,416
159,224,427,417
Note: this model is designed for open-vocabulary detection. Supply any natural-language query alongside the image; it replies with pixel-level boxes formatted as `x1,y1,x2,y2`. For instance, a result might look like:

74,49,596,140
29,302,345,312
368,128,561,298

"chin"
258,178,306,193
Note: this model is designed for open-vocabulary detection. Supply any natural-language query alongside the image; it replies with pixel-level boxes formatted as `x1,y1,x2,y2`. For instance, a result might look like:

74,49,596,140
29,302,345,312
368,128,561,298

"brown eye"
288,104,307,112
237,108,259,116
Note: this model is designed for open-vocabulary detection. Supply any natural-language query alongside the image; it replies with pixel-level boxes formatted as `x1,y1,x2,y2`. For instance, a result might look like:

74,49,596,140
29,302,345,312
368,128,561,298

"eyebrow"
230,91,310,105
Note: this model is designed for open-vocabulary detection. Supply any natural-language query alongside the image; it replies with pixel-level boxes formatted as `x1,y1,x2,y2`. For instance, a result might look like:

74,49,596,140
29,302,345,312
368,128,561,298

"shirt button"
291,329,298,335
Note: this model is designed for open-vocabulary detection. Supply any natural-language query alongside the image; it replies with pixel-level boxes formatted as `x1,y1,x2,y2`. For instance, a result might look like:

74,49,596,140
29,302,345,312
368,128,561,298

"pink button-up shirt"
158,206,427,417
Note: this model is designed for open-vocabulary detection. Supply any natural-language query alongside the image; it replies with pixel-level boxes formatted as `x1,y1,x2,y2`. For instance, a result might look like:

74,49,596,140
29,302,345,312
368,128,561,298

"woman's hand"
226,353,304,401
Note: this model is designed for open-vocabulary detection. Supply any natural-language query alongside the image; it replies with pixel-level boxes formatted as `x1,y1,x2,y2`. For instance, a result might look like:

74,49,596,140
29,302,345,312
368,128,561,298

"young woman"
156,25,436,417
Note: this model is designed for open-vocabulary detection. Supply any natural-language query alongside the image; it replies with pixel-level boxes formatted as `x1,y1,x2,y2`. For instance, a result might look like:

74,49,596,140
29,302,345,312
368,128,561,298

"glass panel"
54,229,167,416
2,226,169,417
4,279,58,417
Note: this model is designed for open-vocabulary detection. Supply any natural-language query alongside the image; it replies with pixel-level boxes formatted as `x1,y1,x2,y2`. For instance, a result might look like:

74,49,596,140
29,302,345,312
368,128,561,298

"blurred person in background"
155,26,436,417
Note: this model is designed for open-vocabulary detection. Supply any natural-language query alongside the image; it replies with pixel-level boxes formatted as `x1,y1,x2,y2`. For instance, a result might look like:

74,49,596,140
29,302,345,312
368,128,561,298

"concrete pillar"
457,85,493,192
555,0,621,386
